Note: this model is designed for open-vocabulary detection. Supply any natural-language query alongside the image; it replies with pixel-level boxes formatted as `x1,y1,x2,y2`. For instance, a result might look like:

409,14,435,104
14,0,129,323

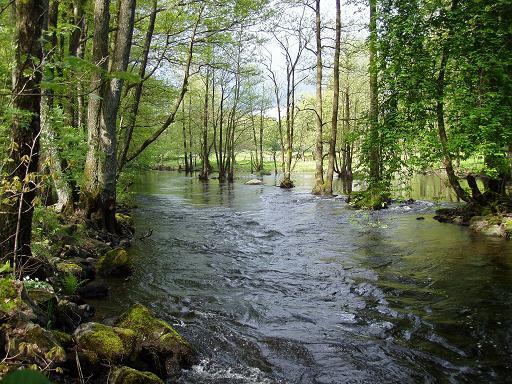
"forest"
0,0,511,383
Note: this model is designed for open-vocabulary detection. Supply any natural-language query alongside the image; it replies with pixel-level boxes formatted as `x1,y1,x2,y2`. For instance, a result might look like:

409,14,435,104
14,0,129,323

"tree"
324,0,341,195
311,0,324,195
82,0,136,232
0,0,48,275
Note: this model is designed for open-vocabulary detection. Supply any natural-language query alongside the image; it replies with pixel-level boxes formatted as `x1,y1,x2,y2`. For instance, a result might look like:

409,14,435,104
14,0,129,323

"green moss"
117,304,187,346
0,277,23,316
96,248,132,276
349,189,391,210
74,323,135,362
110,366,164,384
56,262,82,276
116,213,134,227
51,330,73,346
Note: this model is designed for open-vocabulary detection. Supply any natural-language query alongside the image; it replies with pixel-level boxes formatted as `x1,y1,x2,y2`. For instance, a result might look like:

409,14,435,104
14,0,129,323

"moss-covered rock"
349,189,390,210
74,322,136,364
25,286,56,306
96,248,133,277
116,213,134,228
109,366,164,384
116,304,196,378
0,277,27,319
502,217,512,239
469,216,504,237
3,323,66,368
51,330,73,348
56,261,83,276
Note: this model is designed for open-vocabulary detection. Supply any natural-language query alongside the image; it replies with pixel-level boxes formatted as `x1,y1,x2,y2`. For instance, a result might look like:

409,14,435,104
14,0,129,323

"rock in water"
245,179,263,185
116,304,197,378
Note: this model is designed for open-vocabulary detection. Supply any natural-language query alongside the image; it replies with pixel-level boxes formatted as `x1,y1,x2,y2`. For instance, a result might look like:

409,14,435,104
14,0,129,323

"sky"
255,0,370,117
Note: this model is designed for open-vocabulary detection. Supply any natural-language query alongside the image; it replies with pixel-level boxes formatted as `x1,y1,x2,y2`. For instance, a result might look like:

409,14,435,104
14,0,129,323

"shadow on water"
92,172,512,383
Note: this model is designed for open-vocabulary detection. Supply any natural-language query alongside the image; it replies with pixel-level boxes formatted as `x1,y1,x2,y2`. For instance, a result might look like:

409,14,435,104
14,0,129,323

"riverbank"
0,207,197,383
434,201,512,239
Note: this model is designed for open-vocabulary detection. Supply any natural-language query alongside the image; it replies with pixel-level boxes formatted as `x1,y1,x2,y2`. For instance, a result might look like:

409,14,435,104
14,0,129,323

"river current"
93,172,512,383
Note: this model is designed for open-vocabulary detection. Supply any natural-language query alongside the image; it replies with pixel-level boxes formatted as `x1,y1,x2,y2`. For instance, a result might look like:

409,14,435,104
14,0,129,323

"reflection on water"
94,172,512,383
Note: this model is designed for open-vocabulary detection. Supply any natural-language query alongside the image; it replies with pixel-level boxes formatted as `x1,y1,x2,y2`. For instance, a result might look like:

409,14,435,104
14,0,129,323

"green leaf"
0,370,52,384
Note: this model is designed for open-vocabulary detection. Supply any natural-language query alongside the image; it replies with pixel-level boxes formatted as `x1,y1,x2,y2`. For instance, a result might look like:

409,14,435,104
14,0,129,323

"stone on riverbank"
109,366,164,384
96,248,133,277
435,205,512,239
116,304,197,378
77,280,109,299
74,322,136,364
2,323,66,368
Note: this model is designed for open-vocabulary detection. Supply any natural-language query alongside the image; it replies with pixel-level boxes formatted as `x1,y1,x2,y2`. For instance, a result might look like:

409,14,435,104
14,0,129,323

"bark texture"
0,0,47,274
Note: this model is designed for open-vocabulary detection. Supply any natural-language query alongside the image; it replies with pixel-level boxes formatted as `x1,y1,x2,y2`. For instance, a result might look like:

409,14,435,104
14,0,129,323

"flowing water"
94,172,512,383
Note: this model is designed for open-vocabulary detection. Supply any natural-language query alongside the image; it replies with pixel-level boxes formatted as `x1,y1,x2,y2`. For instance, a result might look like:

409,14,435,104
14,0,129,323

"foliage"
0,369,52,384
58,273,85,296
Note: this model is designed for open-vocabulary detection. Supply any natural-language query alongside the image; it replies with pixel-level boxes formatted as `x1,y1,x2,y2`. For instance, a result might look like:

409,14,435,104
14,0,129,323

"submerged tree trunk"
0,0,47,275
182,100,190,173
324,0,341,195
199,69,210,180
312,0,324,194
368,0,380,185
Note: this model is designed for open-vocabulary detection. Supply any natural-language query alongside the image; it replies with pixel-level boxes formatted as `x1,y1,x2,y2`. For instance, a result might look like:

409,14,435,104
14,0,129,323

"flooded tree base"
279,179,295,189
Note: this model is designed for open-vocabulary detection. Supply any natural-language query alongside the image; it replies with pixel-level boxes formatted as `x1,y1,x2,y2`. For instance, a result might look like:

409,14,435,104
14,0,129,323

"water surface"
94,172,512,383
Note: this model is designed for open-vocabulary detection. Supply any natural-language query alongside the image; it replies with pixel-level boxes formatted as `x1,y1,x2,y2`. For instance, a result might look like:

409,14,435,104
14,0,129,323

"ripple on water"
98,173,512,384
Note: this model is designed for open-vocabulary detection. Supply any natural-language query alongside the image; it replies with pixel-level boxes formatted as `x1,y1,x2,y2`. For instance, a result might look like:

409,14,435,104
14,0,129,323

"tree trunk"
0,0,47,275
117,0,157,174
436,0,470,202
41,0,74,214
312,0,324,194
199,69,210,180
325,0,341,195
368,0,380,185
259,105,264,172
182,98,189,172
83,0,136,232
218,85,225,181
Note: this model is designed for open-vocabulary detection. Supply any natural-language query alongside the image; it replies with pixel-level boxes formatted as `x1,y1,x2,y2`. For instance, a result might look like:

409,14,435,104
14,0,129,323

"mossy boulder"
116,304,196,378
501,217,512,239
116,213,134,228
109,366,164,384
96,248,133,277
56,261,83,276
349,190,390,210
0,277,27,319
3,322,66,368
25,286,56,306
469,216,504,237
74,322,136,364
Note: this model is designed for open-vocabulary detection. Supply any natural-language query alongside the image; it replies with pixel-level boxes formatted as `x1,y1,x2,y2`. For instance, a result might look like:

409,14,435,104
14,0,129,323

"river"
93,172,512,383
